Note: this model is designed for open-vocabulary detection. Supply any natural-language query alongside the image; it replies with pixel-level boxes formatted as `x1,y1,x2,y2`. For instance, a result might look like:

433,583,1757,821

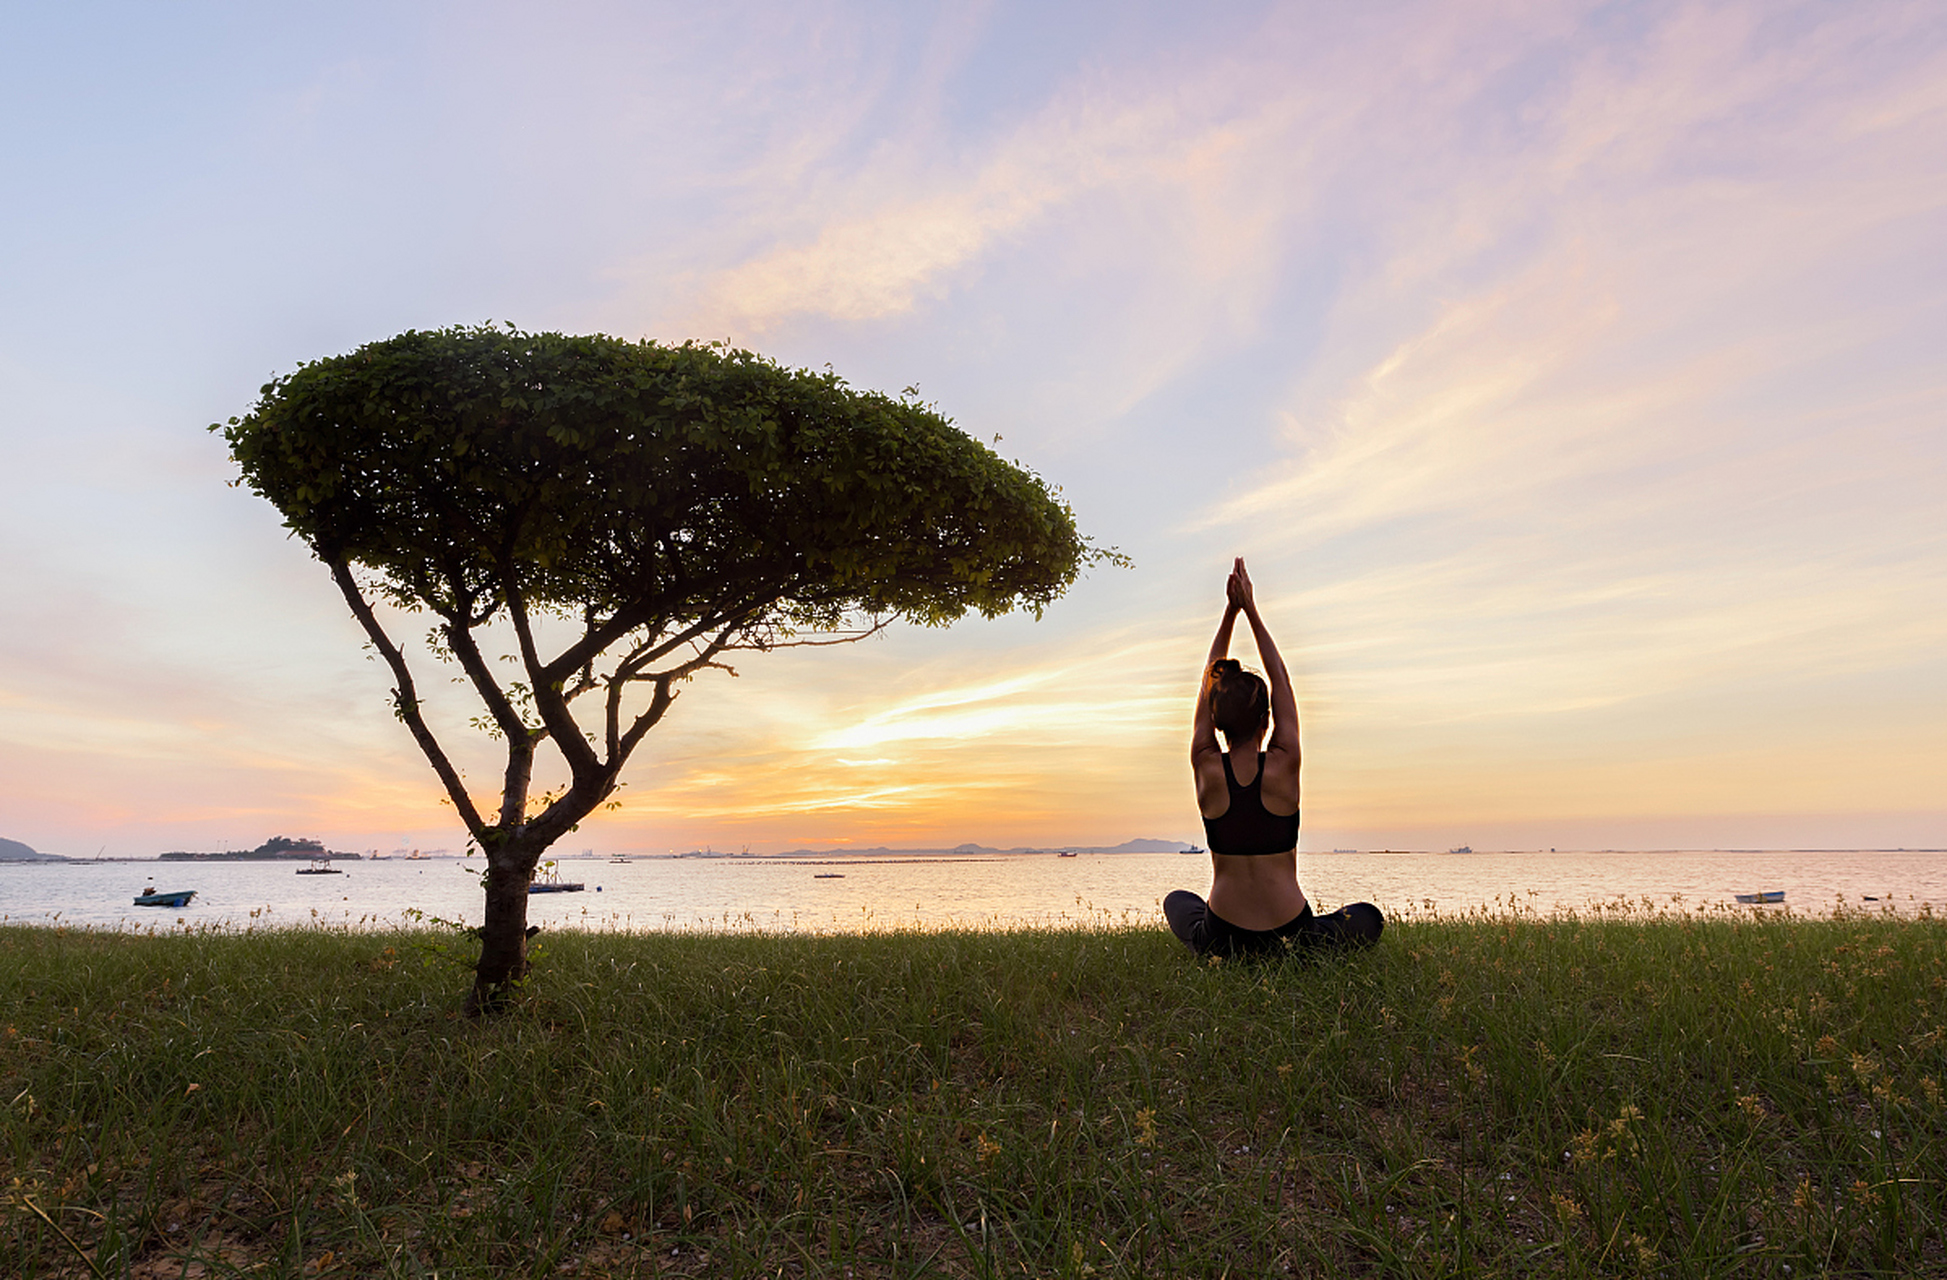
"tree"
220,325,1099,1014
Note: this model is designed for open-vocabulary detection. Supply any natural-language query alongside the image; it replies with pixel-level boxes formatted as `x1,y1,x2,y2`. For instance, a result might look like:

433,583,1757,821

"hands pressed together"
1226,557,1257,615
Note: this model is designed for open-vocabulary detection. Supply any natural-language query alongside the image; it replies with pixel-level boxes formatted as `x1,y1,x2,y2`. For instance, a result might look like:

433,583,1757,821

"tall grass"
2,898,1942,1277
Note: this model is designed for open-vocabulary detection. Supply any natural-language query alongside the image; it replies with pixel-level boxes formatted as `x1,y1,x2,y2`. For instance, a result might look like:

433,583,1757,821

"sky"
1,0,1941,858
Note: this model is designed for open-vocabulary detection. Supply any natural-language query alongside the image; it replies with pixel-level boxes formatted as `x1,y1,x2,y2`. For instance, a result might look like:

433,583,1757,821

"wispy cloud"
4,1,1941,854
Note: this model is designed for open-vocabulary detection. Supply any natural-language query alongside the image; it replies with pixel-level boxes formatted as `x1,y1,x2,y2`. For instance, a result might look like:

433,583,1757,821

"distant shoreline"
158,851,365,862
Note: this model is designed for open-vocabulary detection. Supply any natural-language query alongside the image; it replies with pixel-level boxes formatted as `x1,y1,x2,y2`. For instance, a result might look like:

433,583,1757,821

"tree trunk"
466,848,541,1016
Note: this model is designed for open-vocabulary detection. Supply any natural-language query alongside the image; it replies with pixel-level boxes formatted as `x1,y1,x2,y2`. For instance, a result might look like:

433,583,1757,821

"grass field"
3,898,1943,1277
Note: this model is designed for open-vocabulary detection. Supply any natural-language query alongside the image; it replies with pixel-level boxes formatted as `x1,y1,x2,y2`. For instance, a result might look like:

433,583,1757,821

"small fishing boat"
1448,846,1473,855
296,857,342,875
1734,890,1785,904
1180,845,1205,855
134,889,195,908
1057,850,1078,858
813,872,844,879
527,862,585,894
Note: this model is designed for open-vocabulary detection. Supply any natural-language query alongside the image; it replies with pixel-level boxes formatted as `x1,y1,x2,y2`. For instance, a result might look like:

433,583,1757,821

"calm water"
2,849,1941,934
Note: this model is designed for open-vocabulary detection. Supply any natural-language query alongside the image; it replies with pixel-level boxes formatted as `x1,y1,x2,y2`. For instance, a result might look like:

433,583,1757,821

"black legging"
1164,890,1383,959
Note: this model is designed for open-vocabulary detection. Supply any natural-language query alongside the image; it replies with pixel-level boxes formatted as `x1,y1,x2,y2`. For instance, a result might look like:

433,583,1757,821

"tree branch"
440,615,531,744
328,560,489,838
722,613,897,650
433,610,541,835
507,579,602,782
616,620,745,761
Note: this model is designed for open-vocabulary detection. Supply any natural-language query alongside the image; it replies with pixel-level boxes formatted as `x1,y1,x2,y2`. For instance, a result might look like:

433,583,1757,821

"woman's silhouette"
1165,558,1383,957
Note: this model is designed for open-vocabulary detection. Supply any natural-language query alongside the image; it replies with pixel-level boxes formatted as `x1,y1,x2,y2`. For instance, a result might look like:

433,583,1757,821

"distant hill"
0,837,66,862
160,835,361,862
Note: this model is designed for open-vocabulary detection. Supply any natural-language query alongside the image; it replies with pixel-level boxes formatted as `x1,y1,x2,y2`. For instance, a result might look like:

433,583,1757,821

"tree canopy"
226,326,1085,630
220,325,1099,1011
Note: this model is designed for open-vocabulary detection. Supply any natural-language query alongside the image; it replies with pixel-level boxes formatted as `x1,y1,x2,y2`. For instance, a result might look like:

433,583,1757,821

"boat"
1734,890,1785,904
813,873,844,879
134,889,195,907
608,855,631,864
1448,846,1473,855
1180,845,1205,855
1057,850,1078,858
527,862,585,894
296,857,342,875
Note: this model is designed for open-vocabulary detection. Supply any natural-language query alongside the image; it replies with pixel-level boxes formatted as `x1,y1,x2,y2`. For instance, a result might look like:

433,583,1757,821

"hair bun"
1206,658,1270,740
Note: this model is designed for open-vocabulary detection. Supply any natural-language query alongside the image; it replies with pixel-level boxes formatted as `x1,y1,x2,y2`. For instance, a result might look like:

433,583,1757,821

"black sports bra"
1202,752,1300,856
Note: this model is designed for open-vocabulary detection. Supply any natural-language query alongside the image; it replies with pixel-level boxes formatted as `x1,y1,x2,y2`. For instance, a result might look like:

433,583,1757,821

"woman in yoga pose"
1164,558,1383,958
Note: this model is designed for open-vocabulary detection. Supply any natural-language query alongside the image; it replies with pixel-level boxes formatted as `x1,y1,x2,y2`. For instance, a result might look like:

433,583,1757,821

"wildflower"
1815,1034,1840,1056
1736,1094,1766,1122
1276,1062,1294,1078
1851,1179,1879,1210
1133,1108,1157,1147
976,1133,1001,1164
1919,1076,1941,1107
1850,1052,1880,1083
1792,1177,1817,1214
1627,1232,1657,1269
1569,1129,1601,1166
331,1169,360,1210
1551,1192,1584,1225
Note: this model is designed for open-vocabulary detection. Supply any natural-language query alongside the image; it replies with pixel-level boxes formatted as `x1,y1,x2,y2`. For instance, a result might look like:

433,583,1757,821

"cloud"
676,88,1247,331
599,1,1946,844
9,1,1944,854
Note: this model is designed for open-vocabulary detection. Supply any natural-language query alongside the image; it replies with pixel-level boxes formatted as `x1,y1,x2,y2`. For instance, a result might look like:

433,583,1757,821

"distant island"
0,836,67,863
160,836,362,862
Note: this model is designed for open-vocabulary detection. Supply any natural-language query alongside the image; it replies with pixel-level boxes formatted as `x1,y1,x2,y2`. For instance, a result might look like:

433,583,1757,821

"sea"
1,848,1942,935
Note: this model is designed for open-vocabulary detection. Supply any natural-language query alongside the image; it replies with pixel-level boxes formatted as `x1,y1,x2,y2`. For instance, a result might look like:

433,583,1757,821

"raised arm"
1229,559,1300,762
1190,584,1241,815
1192,597,1240,757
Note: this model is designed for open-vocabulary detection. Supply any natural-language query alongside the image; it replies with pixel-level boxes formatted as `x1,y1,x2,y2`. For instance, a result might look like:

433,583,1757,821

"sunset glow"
0,2,1940,858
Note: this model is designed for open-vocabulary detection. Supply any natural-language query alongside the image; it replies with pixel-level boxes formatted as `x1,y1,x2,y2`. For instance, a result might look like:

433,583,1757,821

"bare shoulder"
1260,741,1302,810
1190,748,1230,819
